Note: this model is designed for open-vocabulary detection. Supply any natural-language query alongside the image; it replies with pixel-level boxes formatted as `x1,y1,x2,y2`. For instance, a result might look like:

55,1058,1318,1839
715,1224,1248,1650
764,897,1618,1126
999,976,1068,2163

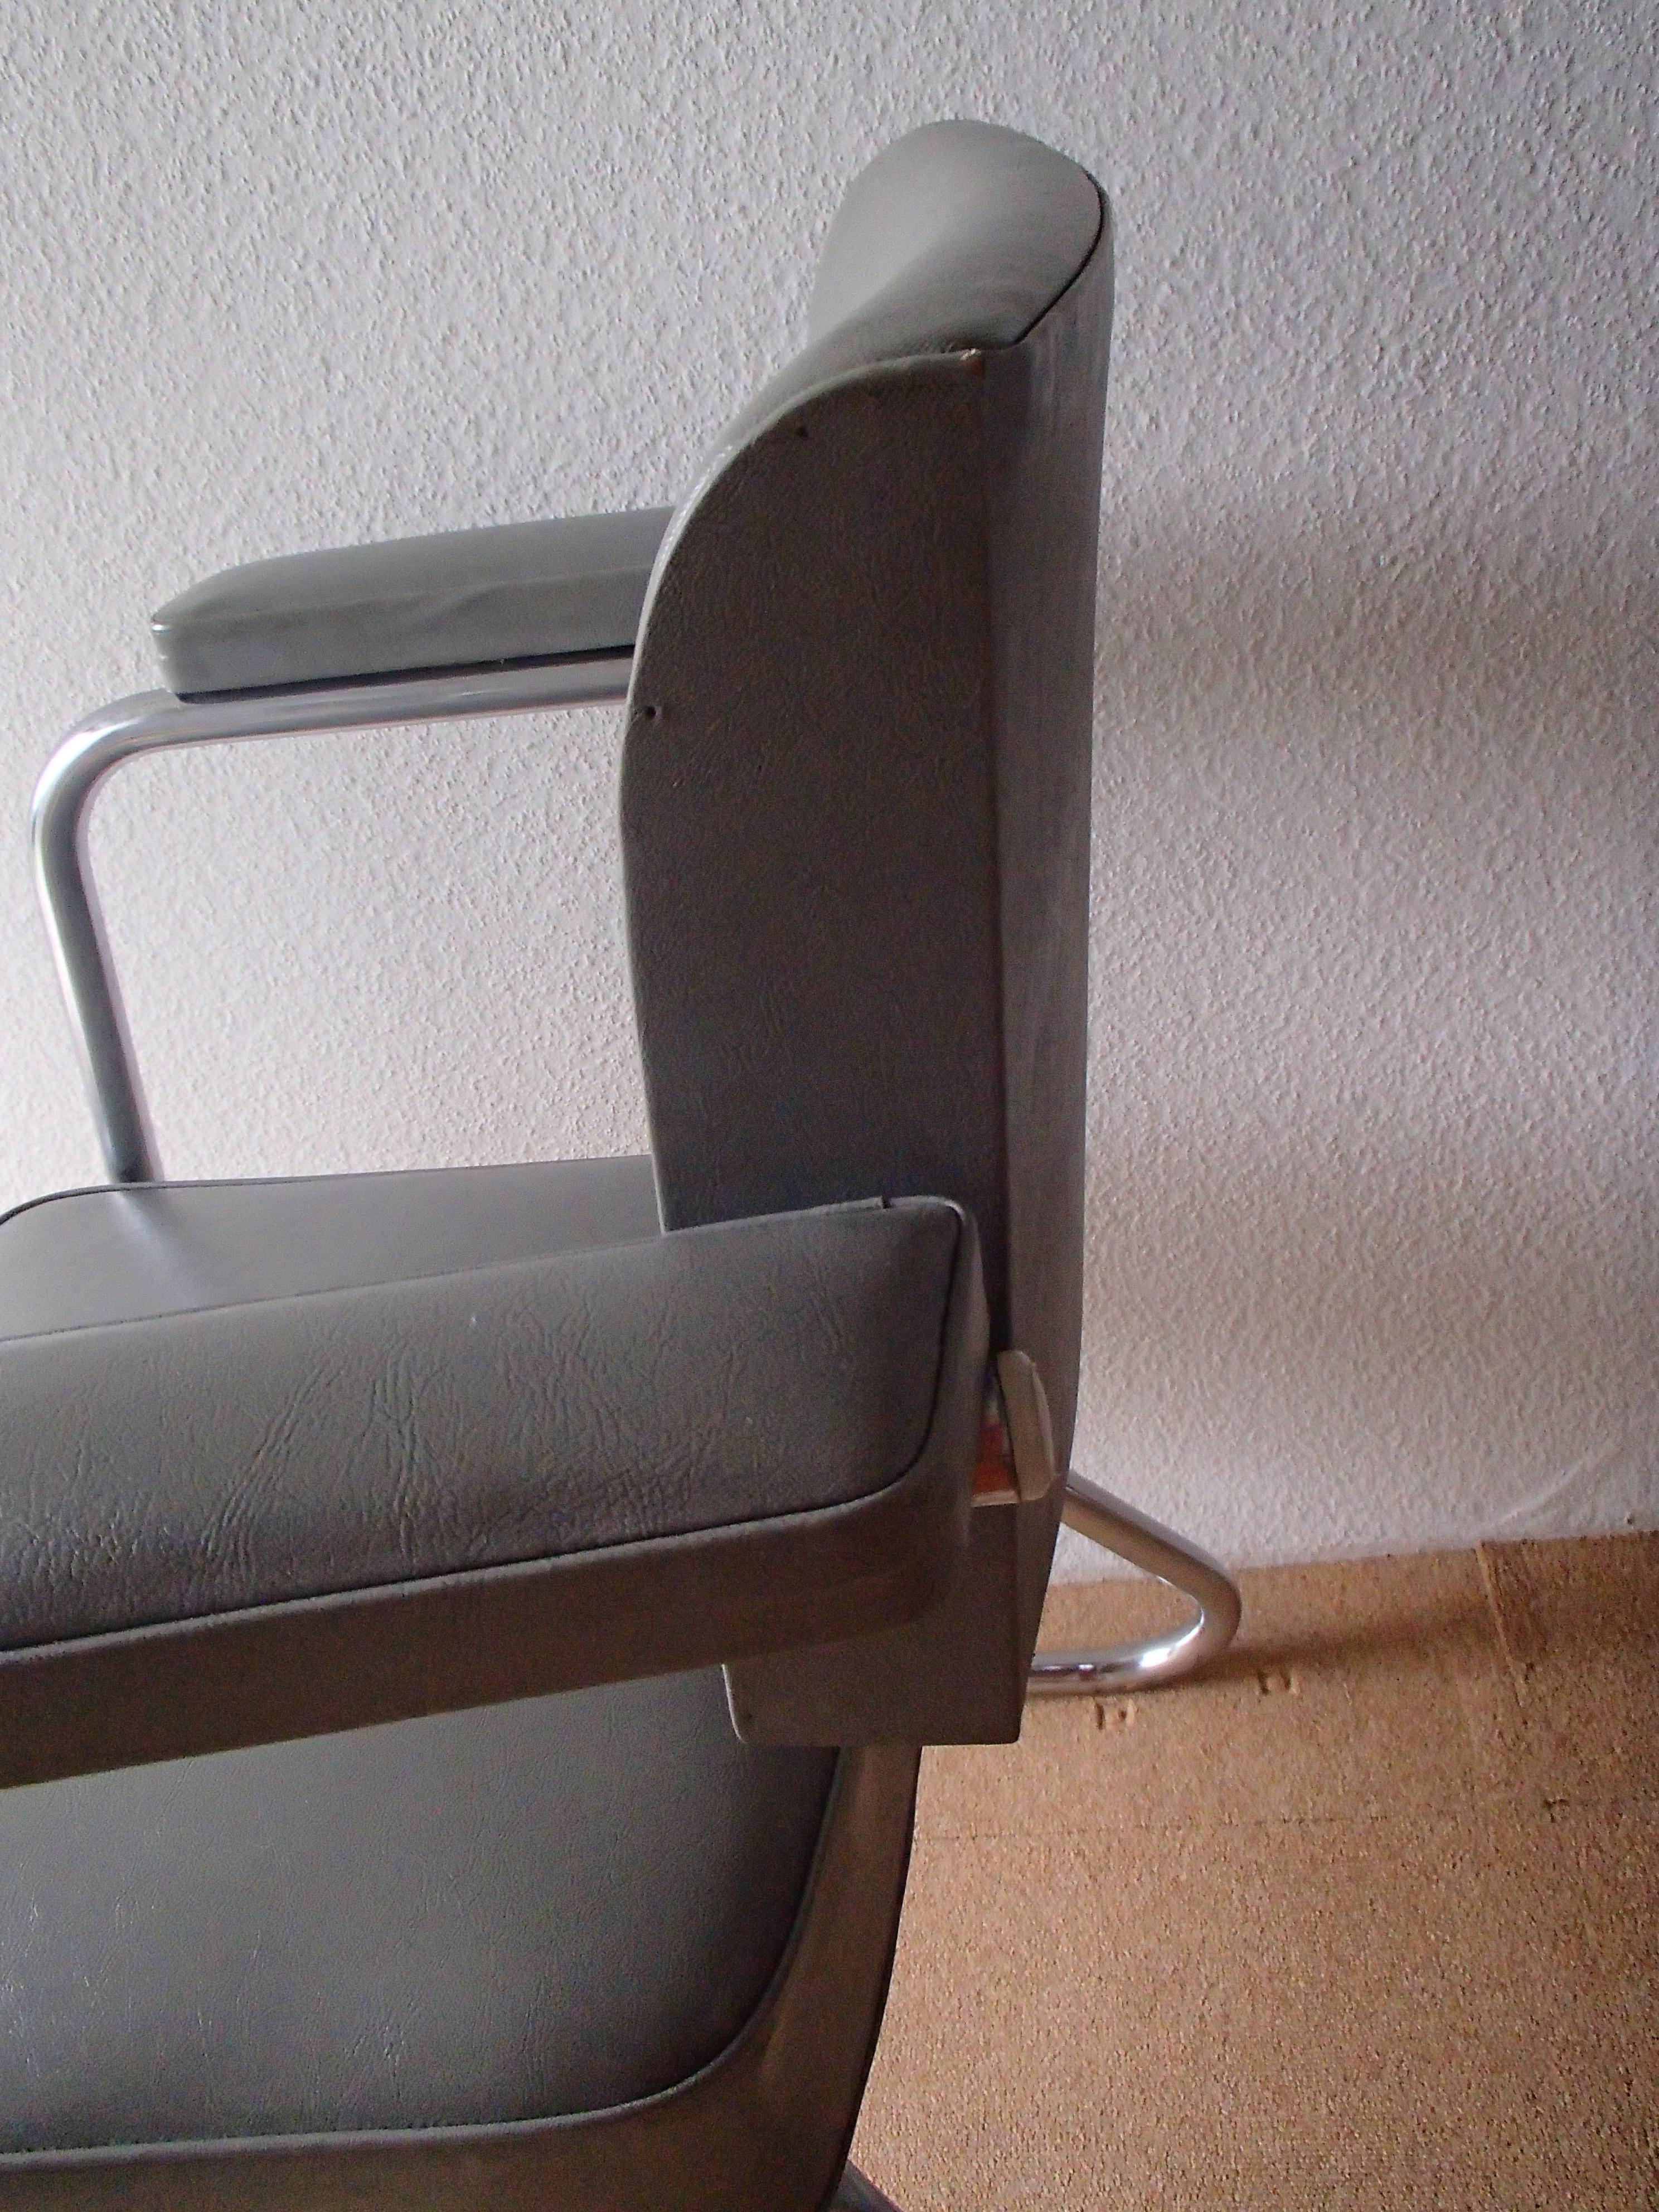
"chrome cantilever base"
1027,1472,1243,1696
833,2164,904,2211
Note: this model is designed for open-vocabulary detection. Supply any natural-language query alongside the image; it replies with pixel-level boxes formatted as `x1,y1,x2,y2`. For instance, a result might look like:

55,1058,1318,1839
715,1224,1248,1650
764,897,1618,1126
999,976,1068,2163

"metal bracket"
973,1352,1242,1697
1027,1471,1242,1696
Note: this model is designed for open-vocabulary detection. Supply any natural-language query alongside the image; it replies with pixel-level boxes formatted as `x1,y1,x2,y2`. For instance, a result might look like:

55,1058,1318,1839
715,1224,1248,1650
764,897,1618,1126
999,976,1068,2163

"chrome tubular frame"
1029,1471,1242,1695
31,654,633,1187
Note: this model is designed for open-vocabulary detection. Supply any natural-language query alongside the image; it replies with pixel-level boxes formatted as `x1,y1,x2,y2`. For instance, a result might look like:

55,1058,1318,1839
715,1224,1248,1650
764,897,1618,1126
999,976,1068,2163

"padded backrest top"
810,120,1102,348
723,121,1102,443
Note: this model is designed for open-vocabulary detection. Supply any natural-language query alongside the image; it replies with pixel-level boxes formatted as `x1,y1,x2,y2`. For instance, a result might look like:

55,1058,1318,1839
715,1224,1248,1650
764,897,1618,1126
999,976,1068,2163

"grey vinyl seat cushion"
0,1157,838,2148
0,1183,966,1651
0,1154,663,1340
151,506,673,697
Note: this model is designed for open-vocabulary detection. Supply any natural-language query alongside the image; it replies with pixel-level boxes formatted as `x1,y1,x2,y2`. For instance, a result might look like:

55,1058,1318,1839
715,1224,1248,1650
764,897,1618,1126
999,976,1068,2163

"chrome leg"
832,2164,904,2211
1027,1472,1242,1695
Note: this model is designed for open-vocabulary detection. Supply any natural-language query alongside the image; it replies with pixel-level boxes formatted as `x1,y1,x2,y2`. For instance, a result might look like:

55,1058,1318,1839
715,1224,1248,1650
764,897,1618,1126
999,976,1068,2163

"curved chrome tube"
31,654,633,1186
1028,1472,1242,1695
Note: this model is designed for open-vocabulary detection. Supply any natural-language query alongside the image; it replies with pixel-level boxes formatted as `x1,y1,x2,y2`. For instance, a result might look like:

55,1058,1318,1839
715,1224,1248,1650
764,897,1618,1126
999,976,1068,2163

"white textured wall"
2,2,1653,1571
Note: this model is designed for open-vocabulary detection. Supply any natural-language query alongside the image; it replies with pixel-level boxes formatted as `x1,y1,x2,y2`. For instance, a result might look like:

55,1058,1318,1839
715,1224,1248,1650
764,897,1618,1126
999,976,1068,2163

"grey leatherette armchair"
0,121,1168,2208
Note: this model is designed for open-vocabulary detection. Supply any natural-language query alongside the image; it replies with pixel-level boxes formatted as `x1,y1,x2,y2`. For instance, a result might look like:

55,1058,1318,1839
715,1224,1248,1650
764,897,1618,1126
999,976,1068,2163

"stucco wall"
2,0,1652,1571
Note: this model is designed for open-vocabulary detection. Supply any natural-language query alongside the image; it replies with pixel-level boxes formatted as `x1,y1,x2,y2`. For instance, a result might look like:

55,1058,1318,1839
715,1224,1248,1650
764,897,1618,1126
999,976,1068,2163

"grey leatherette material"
1,1197,954,1645
0,1196,984,1784
721,120,1101,449
729,1489,1030,1747
626,124,1111,1742
0,1671,835,2148
150,506,672,696
0,1155,662,1338
0,1742,918,2209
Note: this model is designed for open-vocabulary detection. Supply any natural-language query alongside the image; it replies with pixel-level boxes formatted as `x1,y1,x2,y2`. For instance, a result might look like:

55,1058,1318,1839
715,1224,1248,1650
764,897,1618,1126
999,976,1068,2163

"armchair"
0,120,1236,2206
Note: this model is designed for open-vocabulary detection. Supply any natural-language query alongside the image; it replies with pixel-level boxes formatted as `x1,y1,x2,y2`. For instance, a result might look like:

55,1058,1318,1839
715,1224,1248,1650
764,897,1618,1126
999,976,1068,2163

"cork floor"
851,1533,1658,2210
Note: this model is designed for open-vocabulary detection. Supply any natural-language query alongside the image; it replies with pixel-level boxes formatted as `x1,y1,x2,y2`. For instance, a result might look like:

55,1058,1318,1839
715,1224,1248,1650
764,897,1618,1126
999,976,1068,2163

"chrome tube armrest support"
31,653,633,1186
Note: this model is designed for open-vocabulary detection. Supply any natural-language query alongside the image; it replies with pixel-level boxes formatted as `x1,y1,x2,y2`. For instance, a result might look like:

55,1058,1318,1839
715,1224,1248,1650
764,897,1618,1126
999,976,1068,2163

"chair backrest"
621,122,1113,1740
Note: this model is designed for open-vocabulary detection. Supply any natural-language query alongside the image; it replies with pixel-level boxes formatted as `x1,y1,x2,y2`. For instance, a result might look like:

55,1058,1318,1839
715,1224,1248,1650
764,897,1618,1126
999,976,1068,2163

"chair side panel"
983,212,1115,1646
622,362,1008,1320
984,211,1114,1476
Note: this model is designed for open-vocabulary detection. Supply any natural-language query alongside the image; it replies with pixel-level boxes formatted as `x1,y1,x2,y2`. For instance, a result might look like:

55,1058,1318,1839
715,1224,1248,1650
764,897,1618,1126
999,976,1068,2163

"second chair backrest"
620,122,1114,1741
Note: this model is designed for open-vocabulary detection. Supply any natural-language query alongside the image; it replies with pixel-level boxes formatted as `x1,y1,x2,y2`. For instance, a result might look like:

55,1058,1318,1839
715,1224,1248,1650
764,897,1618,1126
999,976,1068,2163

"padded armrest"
150,505,674,696
0,1198,985,1787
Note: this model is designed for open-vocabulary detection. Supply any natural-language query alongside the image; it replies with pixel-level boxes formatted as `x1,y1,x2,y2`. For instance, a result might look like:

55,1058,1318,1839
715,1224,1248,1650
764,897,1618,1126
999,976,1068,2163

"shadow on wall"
1063,505,1656,1566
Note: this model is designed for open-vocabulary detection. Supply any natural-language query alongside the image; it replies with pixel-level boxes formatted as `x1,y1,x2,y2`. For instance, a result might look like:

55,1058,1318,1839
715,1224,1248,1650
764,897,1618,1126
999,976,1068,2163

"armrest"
0,1197,986,1787
151,506,674,696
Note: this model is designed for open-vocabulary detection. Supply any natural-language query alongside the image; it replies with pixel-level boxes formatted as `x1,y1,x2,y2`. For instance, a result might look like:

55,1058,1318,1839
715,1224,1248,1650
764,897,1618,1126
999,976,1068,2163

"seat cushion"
0,1155,838,2148
0,1154,663,1338
149,506,673,697
0,1671,836,2147
0,1194,968,1656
